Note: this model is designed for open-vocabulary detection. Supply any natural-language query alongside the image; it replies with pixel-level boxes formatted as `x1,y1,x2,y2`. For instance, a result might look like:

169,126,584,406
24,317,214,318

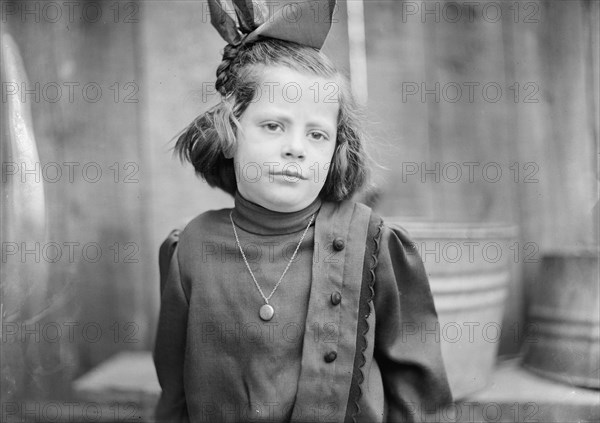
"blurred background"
1,0,598,421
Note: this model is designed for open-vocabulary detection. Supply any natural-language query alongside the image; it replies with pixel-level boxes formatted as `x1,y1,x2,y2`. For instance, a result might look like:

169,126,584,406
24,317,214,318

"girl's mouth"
270,171,307,180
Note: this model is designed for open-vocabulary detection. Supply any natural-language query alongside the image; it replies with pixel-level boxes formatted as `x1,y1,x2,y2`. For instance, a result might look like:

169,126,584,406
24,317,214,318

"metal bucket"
523,252,600,389
389,220,517,399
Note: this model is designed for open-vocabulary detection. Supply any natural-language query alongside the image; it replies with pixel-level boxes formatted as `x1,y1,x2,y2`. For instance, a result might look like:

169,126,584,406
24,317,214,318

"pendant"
259,304,274,321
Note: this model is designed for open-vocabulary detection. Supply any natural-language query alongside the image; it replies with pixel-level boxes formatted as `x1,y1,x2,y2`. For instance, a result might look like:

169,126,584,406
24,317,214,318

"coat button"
333,238,345,251
324,351,337,363
330,291,342,305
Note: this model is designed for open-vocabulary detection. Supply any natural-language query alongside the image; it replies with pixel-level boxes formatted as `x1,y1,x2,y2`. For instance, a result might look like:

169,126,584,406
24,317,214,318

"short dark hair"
174,38,369,201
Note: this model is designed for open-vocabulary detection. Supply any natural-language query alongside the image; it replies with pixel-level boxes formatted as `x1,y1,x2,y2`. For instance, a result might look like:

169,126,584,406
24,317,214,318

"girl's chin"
248,189,318,213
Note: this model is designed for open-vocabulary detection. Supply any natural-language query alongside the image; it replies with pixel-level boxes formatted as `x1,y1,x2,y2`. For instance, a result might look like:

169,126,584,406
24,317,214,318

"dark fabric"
159,229,180,297
154,201,453,423
154,198,318,423
208,0,337,49
345,213,384,423
154,241,190,423
288,201,371,422
232,191,322,235
373,225,454,422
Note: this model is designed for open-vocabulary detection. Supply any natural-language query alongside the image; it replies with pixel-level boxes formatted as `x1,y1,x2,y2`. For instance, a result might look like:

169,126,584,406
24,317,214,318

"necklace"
229,210,315,321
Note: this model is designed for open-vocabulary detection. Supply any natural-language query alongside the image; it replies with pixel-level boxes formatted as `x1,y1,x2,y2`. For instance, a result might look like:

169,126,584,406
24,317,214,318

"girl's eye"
308,131,329,142
263,123,283,133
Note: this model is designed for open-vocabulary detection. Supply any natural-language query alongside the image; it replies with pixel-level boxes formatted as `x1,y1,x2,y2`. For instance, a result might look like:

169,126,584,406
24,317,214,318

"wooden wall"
363,0,598,355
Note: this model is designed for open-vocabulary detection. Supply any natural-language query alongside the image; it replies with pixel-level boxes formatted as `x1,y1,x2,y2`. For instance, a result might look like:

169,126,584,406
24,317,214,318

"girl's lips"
270,172,307,180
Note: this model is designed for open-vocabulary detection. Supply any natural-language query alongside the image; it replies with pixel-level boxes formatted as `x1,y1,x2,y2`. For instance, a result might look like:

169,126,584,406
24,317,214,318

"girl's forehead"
249,65,340,105
253,65,338,89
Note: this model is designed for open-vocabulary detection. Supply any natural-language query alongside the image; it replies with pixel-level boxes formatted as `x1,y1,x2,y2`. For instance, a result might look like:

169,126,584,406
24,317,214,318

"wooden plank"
536,0,598,250
363,0,433,217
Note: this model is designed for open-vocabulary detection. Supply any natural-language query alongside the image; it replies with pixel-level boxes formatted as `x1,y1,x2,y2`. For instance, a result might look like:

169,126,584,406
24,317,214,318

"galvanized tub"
388,220,518,399
523,252,599,389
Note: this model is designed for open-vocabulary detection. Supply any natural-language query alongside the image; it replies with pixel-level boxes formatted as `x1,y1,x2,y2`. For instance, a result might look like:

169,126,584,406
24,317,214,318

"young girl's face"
232,66,339,213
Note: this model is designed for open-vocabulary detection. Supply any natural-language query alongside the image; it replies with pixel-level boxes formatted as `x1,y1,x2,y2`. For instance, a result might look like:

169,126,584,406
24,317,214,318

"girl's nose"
281,132,306,160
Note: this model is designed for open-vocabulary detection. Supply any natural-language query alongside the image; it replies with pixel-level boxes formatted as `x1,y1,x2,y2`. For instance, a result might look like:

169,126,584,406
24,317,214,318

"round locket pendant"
259,304,274,321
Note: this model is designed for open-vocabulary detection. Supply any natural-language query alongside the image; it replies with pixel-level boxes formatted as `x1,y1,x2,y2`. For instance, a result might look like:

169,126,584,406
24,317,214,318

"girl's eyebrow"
306,120,336,134
254,108,292,124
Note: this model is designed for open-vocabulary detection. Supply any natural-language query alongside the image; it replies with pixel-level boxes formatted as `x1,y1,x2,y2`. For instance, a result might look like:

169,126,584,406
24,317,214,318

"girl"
154,2,452,422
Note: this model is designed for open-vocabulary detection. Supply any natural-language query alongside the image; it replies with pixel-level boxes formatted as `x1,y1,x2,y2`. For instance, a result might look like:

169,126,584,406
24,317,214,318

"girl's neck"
232,191,321,235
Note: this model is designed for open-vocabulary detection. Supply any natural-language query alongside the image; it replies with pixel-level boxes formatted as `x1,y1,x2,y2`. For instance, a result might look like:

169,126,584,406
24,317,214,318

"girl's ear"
223,141,236,159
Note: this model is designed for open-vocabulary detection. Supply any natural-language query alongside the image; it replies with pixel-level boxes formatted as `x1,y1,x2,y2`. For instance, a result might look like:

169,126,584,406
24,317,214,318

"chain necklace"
229,210,315,321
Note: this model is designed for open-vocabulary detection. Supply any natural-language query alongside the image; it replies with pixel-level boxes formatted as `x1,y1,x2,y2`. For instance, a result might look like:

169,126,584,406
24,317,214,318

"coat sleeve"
373,223,453,422
154,234,190,423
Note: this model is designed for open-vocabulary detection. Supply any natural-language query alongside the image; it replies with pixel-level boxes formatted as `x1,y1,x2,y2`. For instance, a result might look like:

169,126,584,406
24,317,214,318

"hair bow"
208,0,337,50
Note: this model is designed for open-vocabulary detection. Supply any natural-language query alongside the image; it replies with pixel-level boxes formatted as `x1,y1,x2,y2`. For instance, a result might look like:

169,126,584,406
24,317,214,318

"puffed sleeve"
373,223,453,422
154,238,190,423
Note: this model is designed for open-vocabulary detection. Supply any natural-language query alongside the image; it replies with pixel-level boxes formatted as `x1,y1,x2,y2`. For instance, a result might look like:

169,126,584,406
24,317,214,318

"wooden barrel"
388,220,518,399
523,252,599,389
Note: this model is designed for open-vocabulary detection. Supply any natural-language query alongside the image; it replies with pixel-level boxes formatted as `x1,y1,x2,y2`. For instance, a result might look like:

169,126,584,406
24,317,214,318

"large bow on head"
208,0,337,50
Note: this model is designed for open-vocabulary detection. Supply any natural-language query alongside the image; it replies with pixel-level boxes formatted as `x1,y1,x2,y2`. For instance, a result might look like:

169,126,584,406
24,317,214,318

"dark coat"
154,199,452,422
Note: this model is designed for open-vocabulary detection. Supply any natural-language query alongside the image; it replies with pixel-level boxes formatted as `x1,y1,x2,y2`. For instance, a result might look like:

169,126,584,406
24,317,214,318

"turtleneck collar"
231,191,322,235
